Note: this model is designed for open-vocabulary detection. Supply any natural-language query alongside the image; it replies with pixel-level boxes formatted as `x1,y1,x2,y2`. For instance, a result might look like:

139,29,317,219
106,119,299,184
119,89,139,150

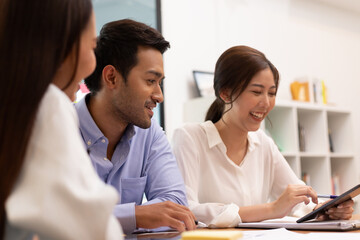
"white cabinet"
183,97,358,198
266,100,357,196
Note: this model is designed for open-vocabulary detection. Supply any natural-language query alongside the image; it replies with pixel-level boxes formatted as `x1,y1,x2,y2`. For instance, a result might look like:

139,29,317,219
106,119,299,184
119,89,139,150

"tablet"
297,184,360,223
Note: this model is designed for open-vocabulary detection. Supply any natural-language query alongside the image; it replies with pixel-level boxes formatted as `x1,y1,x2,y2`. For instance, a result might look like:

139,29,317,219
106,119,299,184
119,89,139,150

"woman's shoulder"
44,84,74,108
173,121,218,147
173,121,216,138
174,122,203,135
37,84,77,122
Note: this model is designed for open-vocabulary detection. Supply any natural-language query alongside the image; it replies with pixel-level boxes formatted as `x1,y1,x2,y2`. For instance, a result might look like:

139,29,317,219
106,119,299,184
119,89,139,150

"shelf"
330,153,354,158
299,152,327,158
301,157,331,193
330,157,356,194
281,152,297,157
184,98,357,209
266,107,297,153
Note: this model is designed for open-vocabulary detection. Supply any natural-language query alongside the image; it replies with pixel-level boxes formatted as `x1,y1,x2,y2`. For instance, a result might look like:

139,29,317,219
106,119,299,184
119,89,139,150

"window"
77,0,164,127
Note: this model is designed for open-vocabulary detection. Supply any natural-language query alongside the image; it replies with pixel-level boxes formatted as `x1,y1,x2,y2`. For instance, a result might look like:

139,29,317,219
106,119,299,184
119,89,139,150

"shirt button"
103,157,108,161
87,140,91,145
101,139,106,143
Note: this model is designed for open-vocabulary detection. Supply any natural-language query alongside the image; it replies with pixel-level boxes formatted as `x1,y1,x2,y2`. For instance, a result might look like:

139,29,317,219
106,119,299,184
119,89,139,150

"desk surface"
126,215,360,239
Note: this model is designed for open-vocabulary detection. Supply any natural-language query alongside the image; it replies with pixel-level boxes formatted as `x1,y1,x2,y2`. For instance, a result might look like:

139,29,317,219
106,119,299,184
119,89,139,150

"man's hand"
135,201,196,232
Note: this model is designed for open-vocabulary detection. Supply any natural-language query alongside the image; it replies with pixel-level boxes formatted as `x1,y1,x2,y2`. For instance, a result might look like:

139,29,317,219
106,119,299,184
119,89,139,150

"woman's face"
221,68,277,133
53,11,97,101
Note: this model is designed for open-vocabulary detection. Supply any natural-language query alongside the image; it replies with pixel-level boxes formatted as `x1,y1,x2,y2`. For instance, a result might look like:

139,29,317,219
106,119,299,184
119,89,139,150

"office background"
161,0,360,183
94,0,360,211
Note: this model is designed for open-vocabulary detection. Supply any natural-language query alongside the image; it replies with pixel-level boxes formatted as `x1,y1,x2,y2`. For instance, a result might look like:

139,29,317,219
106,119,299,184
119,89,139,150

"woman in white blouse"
0,0,123,239
172,45,354,227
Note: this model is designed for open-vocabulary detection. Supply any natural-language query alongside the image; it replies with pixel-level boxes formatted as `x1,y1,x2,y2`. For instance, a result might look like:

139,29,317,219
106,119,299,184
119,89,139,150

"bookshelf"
183,97,359,211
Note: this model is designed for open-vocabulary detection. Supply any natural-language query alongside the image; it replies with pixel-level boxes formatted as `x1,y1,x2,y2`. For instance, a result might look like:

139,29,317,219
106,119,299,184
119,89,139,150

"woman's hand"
315,199,354,221
271,184,318,219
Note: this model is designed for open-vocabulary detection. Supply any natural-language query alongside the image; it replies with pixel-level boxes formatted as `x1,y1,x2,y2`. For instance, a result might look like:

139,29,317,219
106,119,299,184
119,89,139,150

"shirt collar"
200,120,260,152
247,131,260,153
123,124,136,141
200,121,223,149
75,94,136,147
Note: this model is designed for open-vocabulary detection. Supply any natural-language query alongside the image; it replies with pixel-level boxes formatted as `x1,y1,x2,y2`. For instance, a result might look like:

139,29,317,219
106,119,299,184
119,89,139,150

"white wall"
161,0,360,180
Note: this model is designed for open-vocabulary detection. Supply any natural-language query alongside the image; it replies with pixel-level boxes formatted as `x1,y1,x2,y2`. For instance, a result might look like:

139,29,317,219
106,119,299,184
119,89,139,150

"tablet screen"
297,184,360,223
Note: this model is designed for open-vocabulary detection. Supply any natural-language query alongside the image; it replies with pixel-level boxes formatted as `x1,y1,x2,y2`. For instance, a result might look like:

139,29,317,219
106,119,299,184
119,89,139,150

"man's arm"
113,203,136,234
135,121,195,232
143,122,188,206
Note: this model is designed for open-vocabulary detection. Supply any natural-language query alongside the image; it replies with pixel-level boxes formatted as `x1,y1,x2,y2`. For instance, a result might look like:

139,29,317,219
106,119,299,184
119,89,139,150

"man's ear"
102,65,119,89
219,89,231,103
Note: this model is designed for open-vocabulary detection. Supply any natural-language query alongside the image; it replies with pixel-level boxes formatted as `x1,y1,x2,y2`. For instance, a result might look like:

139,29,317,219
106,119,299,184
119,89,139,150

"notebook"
236,216,360,231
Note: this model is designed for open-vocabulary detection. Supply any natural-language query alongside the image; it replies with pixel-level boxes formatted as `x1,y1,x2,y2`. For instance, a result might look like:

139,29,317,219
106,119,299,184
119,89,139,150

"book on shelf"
328,129,334,152
312,79,327,104
298,123,306,152
332,175,341,196
302,172,311,186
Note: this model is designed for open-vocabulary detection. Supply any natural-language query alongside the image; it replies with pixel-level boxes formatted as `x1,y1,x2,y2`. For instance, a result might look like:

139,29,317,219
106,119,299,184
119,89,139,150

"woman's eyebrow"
250,84,276,89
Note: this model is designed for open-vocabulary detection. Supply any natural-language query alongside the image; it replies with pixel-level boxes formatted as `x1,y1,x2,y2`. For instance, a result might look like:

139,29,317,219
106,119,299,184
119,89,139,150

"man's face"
111,46,164,129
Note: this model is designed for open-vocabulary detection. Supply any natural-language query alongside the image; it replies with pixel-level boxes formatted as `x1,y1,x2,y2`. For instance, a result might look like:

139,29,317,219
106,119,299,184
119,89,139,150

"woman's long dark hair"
205,46,279,123
0,0,92,237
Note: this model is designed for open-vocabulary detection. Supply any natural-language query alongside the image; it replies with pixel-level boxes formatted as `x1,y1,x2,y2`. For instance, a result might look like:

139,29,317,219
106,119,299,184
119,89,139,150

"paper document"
237,216,360,231
242,228,360,240
242,228,304,240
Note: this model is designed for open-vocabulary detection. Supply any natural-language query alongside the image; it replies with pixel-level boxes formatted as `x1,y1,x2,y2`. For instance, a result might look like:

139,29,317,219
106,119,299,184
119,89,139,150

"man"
75,19,196,234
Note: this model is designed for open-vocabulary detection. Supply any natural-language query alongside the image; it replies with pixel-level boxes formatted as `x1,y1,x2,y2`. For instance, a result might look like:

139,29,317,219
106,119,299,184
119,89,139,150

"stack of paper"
242,228,360,240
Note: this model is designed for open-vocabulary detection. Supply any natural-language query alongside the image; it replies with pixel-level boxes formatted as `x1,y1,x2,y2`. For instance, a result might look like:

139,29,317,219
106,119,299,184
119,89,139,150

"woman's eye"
252,91,262,95
268,92,276,96
147,79,156,84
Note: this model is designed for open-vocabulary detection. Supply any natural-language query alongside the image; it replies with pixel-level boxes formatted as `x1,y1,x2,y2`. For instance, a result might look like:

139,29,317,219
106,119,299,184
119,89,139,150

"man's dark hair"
85,19,170,93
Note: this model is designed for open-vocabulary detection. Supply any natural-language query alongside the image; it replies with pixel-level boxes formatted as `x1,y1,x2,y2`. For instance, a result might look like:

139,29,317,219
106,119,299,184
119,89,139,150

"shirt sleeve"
267,133,317,217
143,123,188,207
5,86,123,240
113,203,136,234
172,126,241,228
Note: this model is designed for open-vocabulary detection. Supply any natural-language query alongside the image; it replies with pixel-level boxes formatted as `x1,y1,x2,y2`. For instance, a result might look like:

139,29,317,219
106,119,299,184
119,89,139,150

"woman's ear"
219,89,231,103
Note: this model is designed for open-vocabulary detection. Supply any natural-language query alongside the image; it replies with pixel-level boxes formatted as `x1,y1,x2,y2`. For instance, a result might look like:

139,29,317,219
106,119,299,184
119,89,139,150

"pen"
317,194,338,199
195,220,207,228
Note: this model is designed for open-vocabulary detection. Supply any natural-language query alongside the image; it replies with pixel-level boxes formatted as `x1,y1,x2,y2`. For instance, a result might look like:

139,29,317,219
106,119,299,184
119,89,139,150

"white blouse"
172,121,314,227
5,84,123,240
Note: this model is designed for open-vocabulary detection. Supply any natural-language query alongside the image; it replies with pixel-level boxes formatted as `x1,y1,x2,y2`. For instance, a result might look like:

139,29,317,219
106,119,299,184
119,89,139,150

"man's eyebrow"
250,84,276,89
146,70,163,78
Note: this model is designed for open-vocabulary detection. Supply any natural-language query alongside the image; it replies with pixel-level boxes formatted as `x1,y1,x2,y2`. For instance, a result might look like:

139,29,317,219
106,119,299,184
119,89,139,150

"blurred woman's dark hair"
0,0,93,237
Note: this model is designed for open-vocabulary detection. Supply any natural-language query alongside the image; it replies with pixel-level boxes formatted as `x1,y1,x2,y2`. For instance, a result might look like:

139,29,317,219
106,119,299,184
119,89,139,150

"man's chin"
135,119,152,129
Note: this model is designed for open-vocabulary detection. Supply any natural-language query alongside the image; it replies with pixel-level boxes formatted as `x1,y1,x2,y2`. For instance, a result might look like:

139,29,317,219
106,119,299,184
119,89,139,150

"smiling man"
75,19,196,234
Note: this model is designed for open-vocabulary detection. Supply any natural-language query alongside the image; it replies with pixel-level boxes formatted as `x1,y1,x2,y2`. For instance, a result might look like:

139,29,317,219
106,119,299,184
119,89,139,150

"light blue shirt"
75,95,188,234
